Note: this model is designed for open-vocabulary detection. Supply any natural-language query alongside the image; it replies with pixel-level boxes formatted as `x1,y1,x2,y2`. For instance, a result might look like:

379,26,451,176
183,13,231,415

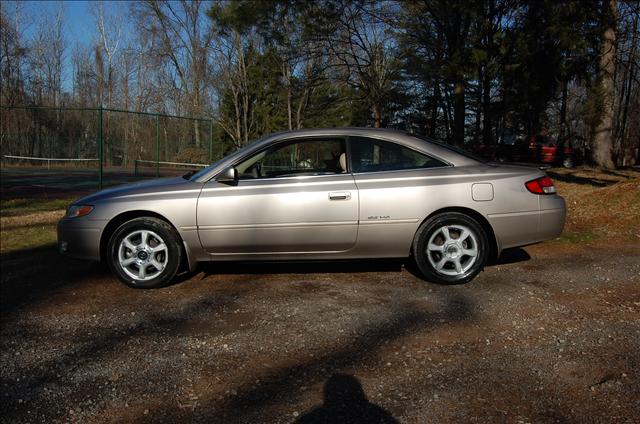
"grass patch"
551,231,600,244
1,224,57,253
1,197,75,217
0,198,68,252
557,178,640,242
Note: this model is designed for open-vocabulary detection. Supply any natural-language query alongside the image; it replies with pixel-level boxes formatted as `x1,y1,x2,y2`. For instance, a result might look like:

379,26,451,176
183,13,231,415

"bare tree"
0,1,28,105
94,3,123,109
213,30,252,148
134,0,214,147
71,43,96,107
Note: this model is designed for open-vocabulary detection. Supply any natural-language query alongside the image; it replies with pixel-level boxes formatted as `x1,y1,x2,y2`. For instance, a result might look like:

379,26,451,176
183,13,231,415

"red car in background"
472,134,577,168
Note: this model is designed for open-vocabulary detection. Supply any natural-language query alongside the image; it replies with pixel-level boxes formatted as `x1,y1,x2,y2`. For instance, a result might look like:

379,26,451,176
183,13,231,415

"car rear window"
350,137,448,173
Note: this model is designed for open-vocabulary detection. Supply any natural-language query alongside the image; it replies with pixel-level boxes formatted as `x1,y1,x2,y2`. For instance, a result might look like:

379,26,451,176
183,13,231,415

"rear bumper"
488,195,566,251
538,207,565,240
538,195,566,240
57,218,104,261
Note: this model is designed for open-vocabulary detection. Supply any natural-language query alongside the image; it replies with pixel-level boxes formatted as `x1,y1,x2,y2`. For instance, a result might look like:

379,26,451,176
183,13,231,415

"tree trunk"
475,71,482,143
559,78,568,139
164,126,169,165
429,83,439,138
285,64,293,131
296,87,311,130
442,84,453,141
193,77,201,148
287,86,293,131
453,80,465,147
194,120,201,148
592,0,617,169
123,69,129,166
482,69,492,144
373,102,382,128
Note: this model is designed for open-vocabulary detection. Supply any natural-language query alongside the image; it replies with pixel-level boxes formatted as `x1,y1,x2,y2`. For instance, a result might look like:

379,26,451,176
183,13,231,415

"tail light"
525,176,556,194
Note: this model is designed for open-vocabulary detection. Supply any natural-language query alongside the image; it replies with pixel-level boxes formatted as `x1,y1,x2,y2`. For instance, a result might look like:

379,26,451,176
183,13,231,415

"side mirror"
216,167,238,185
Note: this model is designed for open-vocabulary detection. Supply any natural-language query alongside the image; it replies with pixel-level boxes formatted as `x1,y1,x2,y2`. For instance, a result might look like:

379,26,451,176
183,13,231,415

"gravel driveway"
1,241,639,423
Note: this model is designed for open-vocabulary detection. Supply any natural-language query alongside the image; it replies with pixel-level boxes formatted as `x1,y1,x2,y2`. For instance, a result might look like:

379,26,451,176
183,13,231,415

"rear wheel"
107,217,182,288
562,156,574,169
412,212,489,284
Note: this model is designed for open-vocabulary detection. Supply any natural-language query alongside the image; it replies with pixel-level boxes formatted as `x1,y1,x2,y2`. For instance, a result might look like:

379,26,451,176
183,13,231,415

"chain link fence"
0,105,224,198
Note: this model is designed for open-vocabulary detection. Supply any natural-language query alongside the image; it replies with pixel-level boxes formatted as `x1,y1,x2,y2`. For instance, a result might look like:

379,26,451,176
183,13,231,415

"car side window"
349,137,447,173
236,138,347,179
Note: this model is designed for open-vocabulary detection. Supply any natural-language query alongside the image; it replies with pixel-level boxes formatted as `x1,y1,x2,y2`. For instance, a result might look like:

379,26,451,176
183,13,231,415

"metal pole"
48,127,52,170
208,119,213,162
98,106,103,190
155,114,160,178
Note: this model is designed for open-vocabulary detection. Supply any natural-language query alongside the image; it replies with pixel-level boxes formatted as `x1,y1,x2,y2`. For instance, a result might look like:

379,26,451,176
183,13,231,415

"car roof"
259,128,479,163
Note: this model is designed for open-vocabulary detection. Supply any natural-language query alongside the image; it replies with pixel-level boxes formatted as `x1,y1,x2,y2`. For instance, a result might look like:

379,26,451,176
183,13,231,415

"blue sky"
21,0,100,46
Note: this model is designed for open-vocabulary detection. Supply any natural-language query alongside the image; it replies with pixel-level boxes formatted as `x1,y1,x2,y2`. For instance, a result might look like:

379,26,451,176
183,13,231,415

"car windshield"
187,137,267,180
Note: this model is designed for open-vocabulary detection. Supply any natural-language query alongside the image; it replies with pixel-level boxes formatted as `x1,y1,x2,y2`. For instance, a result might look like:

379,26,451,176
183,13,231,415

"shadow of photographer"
294,373,399,424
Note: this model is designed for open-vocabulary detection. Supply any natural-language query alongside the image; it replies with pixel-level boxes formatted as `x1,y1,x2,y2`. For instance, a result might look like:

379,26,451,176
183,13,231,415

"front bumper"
57,217,104,261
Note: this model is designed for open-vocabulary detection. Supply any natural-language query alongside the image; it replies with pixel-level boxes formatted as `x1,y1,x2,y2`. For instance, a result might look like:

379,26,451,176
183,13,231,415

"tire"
107,217,182,289
412,212,489,284
562,156,574,169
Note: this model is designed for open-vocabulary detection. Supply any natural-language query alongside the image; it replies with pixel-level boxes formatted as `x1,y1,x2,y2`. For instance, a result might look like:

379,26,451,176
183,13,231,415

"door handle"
329,191,351,200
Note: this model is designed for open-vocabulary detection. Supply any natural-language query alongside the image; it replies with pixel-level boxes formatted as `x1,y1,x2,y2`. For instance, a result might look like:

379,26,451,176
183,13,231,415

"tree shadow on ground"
0,272,254,423
155,293,474,423
294,373,399,424
3,271,471,423
600,169,638,179
0,245,104,316
547,171,618,187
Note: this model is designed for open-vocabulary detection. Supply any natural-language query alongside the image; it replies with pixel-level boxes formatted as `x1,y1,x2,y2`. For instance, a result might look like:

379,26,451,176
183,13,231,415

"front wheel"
107,217,182,288
412,212,489,284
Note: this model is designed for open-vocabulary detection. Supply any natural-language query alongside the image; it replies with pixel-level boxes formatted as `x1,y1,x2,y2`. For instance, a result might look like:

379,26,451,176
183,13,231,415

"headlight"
66,205,94,218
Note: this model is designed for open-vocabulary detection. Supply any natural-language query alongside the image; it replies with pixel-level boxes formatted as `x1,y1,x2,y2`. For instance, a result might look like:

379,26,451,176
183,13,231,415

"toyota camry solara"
58,128,566,288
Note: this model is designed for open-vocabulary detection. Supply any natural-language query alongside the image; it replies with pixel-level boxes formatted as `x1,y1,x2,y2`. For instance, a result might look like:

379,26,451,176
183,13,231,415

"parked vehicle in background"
473,133,577,168
58,128,566,289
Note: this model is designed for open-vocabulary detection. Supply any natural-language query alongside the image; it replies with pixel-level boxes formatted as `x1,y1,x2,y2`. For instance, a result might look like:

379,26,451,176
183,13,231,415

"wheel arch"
100,210,186,265
418,206,500,262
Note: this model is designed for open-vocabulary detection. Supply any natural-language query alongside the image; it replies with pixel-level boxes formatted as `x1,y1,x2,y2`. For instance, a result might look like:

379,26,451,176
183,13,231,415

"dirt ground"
1,240,639,423
2,166,639,423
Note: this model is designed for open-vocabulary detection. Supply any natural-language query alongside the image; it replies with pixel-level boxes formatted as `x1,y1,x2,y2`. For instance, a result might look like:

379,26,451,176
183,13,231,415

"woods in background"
1,0,638,168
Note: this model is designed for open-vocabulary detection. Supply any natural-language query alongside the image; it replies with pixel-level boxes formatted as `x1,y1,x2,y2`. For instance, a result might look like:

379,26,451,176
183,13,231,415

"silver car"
58,128,566,288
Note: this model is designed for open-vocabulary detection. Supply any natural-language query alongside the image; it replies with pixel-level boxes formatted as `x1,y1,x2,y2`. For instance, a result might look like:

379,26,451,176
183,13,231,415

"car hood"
73,177,196,205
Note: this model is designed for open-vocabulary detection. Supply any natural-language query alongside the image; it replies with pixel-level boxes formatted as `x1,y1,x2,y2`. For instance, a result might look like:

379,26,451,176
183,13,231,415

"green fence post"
155,114,160,178
98,106,103,190
48,132,52,170
208,119,213,162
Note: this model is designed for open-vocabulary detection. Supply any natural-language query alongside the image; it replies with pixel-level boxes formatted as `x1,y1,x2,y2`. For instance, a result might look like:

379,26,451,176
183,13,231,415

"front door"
197,137,359,255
